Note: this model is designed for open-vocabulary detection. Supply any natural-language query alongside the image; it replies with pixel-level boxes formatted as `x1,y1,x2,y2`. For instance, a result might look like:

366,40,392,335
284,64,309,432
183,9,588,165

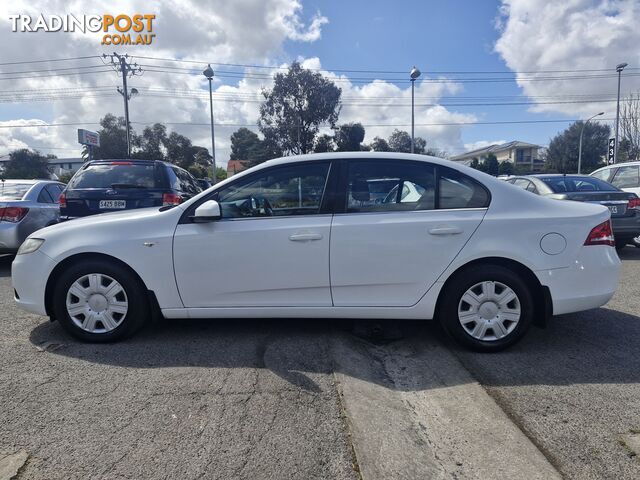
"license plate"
99,200,126,209
606,204,625,216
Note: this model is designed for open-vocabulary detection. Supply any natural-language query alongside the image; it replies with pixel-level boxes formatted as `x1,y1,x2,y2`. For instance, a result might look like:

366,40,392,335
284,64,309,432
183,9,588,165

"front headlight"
17,238,45,255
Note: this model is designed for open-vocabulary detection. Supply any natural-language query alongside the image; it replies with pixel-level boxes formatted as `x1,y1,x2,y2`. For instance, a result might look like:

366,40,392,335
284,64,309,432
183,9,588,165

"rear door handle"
428,226,463,235
289,232,323,242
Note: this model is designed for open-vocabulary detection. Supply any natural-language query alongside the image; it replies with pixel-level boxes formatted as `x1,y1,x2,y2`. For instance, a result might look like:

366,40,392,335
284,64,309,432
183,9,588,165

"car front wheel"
52,260,149,342
439,265,534,352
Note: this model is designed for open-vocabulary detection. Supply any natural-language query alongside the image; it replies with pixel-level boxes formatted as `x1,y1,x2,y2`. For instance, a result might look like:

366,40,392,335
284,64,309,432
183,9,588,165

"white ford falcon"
12,152,621,351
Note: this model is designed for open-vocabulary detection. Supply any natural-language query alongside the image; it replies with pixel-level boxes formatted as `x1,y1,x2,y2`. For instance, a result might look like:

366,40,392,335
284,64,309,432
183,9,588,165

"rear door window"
0,183,32,200
346,160,436,213
37,186,55,203
611,165,639,189
69,163,157,189
439,167,490,208
591,168,615,182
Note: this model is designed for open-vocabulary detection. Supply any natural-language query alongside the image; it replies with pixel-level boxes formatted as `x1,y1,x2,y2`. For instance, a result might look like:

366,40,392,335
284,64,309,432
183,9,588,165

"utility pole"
202,65,217,181
614,62,628,164
104,53,142,158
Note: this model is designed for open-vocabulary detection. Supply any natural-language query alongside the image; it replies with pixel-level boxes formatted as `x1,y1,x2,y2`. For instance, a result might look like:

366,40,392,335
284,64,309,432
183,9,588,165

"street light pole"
578,112,604,174
614,62,628,164
410,66,421,153
203,64,217,182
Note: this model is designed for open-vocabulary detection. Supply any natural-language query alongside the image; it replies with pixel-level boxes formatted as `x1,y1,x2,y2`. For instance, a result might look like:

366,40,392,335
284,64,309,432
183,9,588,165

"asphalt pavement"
1,249,640,479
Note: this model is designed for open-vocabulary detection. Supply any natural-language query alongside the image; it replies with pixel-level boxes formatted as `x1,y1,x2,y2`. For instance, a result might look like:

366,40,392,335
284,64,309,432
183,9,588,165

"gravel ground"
1,249,640,479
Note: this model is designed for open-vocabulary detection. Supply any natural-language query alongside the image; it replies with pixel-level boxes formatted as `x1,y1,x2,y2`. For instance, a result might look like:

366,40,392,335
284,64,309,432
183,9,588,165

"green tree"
259,62,342,155
214,166,227,182
469,158,481,170
2,149,52,179
84,114,131,159
546,121,610,173
164,132,195,169
483,154,499,176
369,136,391,152
313,134,335,153
335,122,365,151
498,161,514,176
134,123,167,160
388,129,427,154
229,127,270,164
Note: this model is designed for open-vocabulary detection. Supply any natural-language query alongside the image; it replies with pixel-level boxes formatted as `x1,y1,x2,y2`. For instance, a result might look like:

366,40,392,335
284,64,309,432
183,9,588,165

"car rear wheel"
438,265,534,352
52,260,149,342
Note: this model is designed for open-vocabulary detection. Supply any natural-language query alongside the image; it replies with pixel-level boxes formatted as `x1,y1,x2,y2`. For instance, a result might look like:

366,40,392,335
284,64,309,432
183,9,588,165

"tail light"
584,219,615,247
628,197,640,210
162,193,182,206
0,207,29,223
58,192,66,208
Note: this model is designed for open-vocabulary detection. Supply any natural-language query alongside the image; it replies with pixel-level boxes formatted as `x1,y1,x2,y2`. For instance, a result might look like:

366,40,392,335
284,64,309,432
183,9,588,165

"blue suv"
59,159,203,218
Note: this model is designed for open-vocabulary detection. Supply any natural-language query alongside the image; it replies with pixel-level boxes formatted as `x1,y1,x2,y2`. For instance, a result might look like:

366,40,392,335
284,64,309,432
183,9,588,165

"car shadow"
29,304,640,392
618,246,640,261
0,255,13,278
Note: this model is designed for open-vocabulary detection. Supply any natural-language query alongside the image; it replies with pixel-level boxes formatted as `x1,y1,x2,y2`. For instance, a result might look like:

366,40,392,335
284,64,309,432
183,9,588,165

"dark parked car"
0,180,65,253
60,159,202,218
196,178,213,190
506,174,640,249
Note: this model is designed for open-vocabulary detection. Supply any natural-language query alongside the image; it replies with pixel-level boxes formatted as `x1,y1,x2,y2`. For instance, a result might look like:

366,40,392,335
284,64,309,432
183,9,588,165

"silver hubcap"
458,281,521,342
66,273,128,333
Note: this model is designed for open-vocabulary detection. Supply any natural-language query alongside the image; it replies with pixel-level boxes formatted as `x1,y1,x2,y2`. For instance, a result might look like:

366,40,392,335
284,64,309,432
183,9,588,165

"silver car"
0,180,65,253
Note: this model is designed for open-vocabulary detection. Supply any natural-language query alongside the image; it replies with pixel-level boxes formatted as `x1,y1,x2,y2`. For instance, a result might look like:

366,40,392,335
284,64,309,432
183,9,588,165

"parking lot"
1,249,640,479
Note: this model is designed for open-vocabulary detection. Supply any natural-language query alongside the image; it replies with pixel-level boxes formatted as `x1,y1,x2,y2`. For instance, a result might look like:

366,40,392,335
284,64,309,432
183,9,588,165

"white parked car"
12,153,621,351
591,161,640,247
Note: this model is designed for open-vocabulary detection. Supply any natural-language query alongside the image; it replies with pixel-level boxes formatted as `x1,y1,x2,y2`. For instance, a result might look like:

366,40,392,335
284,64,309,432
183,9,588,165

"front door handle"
428,226,463,235
289,232,323,242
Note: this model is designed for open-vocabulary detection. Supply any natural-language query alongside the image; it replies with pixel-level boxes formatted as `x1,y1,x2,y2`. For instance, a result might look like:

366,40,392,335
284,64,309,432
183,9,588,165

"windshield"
69,163,157,189
539,176,618,193
0,183,32,200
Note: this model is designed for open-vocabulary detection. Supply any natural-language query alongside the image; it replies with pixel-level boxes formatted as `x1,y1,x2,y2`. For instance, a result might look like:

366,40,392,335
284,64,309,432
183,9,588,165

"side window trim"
179,160,333,223
335,159,491,215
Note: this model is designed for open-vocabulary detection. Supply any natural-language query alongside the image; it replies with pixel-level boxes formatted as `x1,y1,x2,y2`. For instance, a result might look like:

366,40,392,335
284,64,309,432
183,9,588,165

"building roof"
450,141,542,161
227,159,249,174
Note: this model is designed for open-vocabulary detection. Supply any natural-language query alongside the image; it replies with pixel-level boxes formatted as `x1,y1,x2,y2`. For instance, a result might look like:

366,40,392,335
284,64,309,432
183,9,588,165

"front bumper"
535,246,621,316
12,250,56,316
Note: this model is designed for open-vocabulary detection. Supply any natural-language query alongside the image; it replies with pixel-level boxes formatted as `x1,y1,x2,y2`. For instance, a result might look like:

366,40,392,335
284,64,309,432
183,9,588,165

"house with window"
450,141,544,171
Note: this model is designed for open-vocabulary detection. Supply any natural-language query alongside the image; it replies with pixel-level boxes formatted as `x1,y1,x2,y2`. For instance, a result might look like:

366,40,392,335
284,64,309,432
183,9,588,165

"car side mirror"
191,200,221,222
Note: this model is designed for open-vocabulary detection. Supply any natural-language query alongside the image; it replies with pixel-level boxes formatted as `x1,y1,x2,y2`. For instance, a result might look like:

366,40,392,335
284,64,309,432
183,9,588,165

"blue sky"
0,0,638,161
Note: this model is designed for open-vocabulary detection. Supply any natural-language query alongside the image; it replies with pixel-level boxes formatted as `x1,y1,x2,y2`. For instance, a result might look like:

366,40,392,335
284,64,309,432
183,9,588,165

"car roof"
0,179,39,184
90,159,162,164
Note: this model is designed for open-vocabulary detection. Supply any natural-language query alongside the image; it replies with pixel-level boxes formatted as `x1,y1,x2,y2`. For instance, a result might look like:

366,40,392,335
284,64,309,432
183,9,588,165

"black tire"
52,259,149,342
438,265,534,352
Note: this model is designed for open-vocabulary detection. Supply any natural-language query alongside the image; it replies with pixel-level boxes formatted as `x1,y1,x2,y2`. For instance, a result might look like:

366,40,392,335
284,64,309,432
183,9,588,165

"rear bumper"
0,223,26,252
12,250,56,316
535,246,621,316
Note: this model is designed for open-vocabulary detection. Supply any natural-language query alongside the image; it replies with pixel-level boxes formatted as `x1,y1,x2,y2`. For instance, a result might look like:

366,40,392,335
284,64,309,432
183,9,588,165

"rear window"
0,183,32,200
69,163,157,189
539,176,618,193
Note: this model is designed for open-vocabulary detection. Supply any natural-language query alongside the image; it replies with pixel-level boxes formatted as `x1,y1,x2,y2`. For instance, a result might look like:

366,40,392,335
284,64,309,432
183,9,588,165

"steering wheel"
259,197,274,216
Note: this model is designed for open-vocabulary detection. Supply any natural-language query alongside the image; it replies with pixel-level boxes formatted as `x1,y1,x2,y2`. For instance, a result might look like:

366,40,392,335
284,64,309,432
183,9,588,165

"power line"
0,55,101,66
0,117,616,129
133,55,640,75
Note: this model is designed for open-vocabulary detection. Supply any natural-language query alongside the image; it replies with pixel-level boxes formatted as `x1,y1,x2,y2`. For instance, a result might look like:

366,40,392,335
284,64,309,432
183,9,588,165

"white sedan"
12,152,621,351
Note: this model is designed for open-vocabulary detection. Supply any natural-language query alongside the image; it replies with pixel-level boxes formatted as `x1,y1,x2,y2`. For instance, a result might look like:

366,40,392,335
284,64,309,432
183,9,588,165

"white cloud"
0,1,475,163
495,0,640,116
